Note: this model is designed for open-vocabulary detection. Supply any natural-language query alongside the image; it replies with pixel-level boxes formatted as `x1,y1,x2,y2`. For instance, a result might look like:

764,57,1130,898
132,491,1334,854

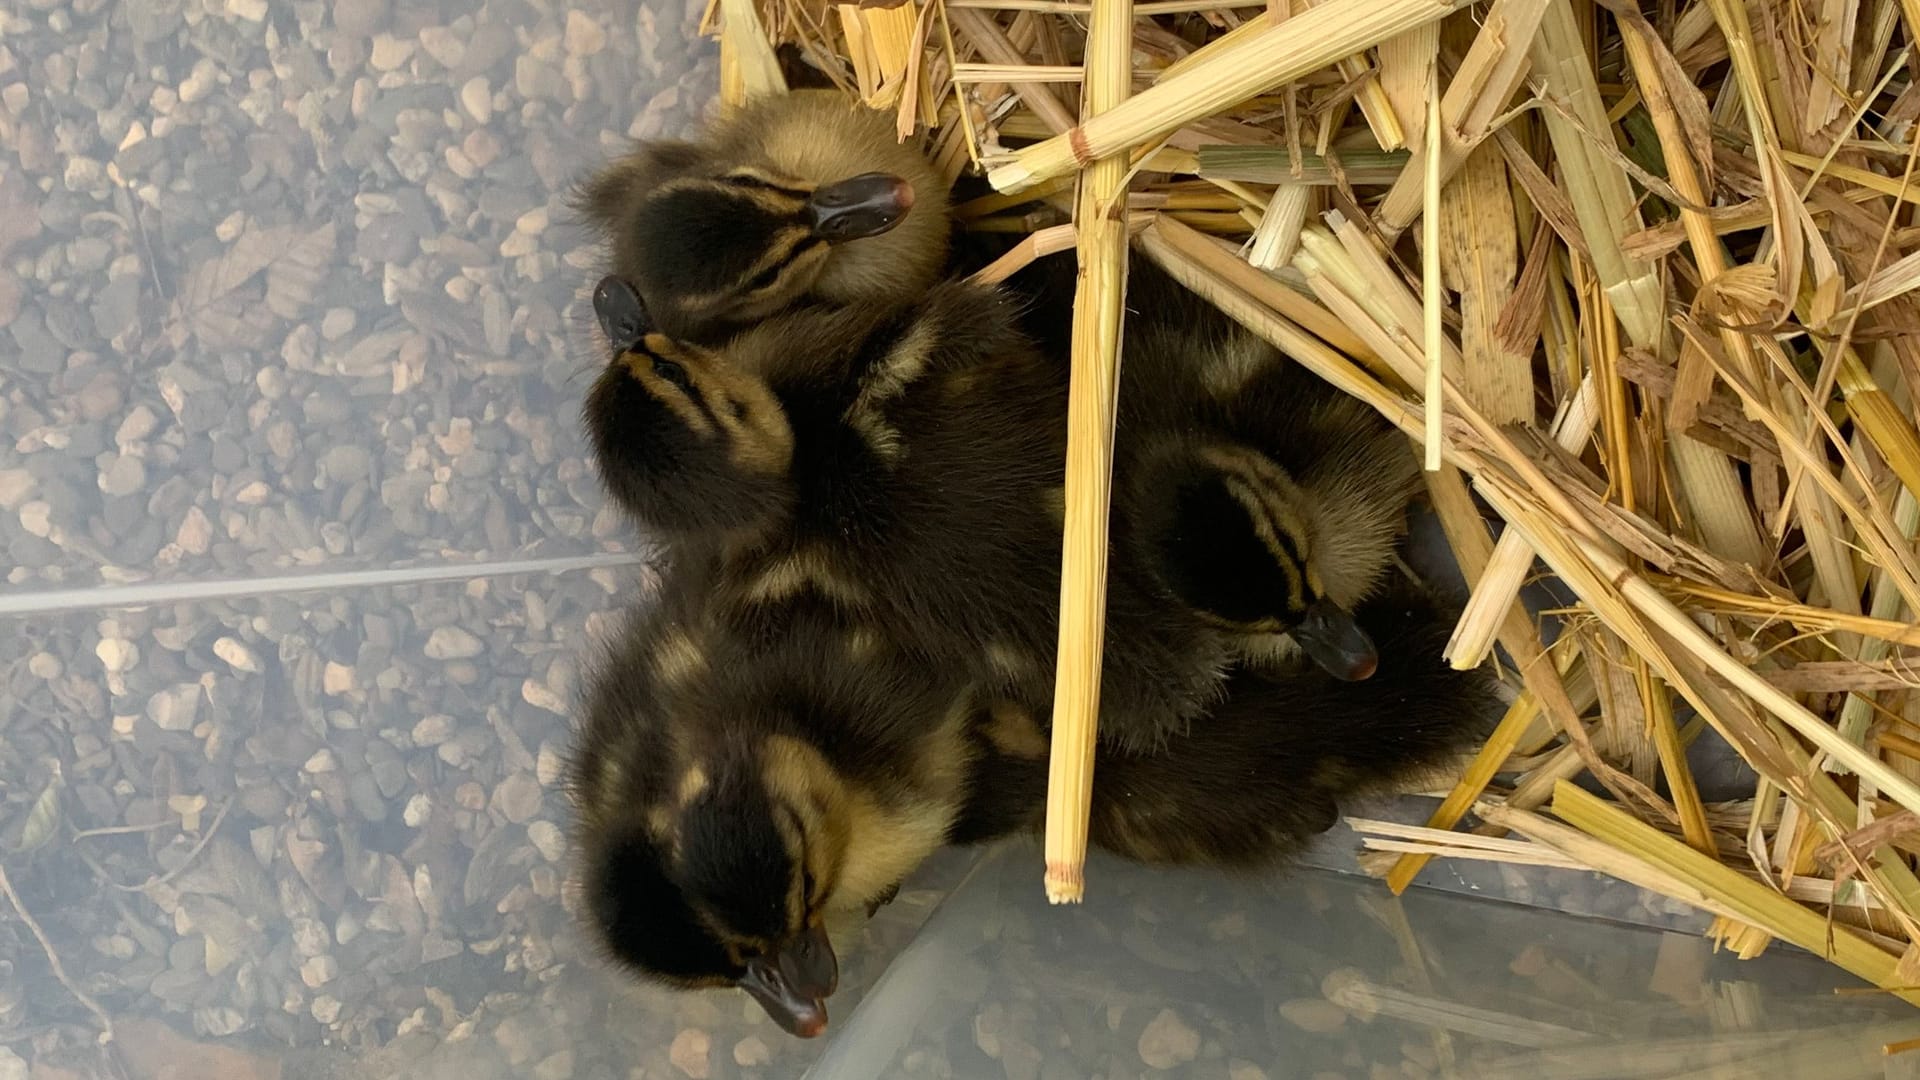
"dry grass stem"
1042,0,1134,905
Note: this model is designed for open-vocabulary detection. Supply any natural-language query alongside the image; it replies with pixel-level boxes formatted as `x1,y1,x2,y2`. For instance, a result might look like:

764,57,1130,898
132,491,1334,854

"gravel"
0,0,717,592
0,0,942,1074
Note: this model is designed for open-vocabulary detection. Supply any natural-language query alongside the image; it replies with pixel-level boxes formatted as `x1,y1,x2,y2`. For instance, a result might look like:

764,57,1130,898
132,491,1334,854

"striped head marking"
614,333,792,474
630,169,916,332
1198,447,1379,682
1152,445,1380,683
581,308,796,536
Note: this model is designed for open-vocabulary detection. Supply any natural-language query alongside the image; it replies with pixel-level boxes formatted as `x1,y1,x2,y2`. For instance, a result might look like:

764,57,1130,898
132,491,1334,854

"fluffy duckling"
568,558,986,1038
1047,584,1498,867
996,253,1422,681
570,576,1500,1036
583,274,1245,750
573,90,950,342
1115,263,1422,681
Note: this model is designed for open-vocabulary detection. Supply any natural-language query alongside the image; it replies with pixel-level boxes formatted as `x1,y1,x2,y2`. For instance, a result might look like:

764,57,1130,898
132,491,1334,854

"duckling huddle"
565,90,1503,1038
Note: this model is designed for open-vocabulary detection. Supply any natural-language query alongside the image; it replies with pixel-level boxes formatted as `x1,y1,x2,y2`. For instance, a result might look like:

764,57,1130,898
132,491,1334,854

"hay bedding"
700,0,1920,1008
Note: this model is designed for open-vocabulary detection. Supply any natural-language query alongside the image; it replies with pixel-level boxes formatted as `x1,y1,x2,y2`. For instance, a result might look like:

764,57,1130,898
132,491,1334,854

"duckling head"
575,92,949,339
579,731,885,1038
1134,444,1380,681
583,275,796,537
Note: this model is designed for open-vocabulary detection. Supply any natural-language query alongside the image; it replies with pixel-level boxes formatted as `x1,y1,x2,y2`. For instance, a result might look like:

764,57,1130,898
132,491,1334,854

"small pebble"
96,638,138,673
98,452,146,496
528,820,565,863
214,637,262,674
322,662,356,695
0,470,33,511
419,26,465,67
533,1050,575,1080
564,11,607,55
733,1037,771,1067
460,76,491,123
64,156,104,191
176,506,213,555
320,308,357,340
18,502,51,538
1137,1008,1200,1070
535,743,566,786
669,1029,711,1079
147,684,201,732
491,773,542,824
521,679,567,715
332,0,388,35
425,627,484,660
462,129,500,168
300,954,339,988
116,404,159,445
368,34,413,71
412,716,454,746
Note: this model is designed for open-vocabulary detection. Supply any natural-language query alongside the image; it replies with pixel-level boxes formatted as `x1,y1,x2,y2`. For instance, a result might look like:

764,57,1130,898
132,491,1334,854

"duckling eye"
718,173,777,191
652,358,691,389
801,868,818,904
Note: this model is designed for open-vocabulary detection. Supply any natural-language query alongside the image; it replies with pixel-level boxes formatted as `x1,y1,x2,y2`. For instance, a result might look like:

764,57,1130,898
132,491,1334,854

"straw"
986,0,1475,193
1548,782,1920,1006
1041,0,1133,905
1420,78,1443,471
947,8,1080,135
1372,0,1552,237
717,0,788,106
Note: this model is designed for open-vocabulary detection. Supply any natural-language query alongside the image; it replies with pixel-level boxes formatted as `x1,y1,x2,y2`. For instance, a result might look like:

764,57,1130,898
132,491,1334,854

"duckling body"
574,90,950,342
570,573,1501,1036
569,555,984,1038
911,581,1502,869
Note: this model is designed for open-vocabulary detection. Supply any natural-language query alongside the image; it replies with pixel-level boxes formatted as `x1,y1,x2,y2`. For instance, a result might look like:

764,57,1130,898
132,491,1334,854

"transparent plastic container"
0,2,1912,1077
812,844,1917,1080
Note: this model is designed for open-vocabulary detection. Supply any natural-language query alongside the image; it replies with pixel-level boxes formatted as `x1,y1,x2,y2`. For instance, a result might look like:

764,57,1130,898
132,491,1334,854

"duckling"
582,273,1233,750
1002,252,1422,681
570,574,1500,1037
573,89,950,342
1114,262,1422,681
964,582,1502,867
1083,583,1498,867
568,557,987,1038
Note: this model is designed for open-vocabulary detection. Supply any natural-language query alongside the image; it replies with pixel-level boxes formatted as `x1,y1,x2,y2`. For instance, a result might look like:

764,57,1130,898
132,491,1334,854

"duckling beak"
739,923,838,1038
806,172,915,243
1294,599,1379,682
